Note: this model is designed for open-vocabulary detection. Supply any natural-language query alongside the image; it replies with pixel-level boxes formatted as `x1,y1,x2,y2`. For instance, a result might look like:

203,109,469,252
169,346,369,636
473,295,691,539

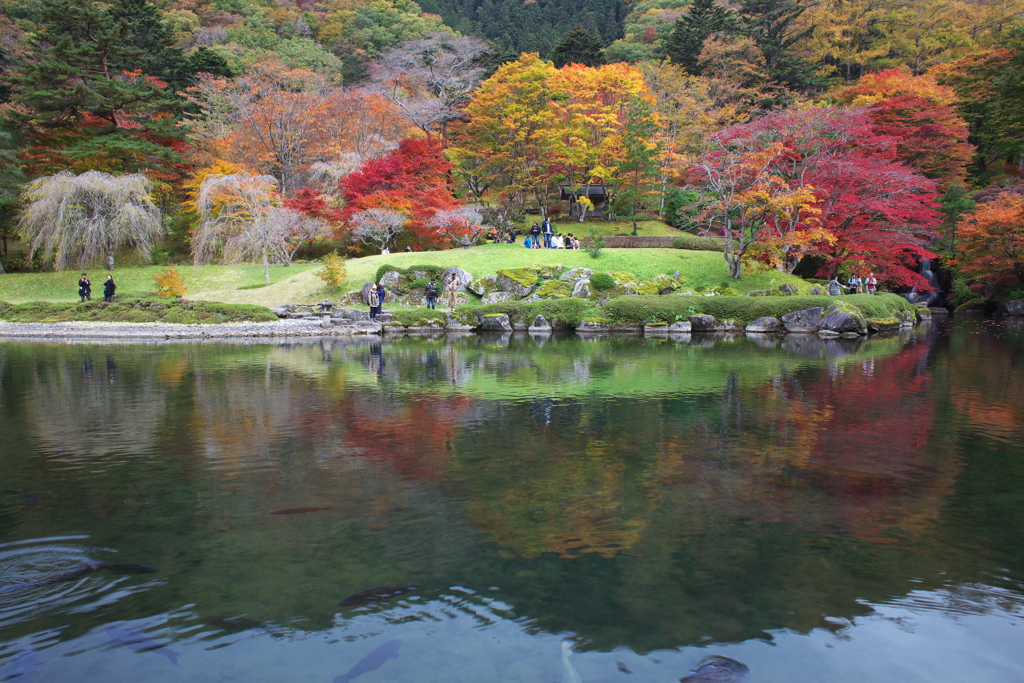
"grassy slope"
0,246,807,305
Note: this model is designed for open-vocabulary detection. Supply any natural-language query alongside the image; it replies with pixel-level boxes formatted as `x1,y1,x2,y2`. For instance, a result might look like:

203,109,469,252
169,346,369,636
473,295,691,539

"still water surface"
1,319,1023,682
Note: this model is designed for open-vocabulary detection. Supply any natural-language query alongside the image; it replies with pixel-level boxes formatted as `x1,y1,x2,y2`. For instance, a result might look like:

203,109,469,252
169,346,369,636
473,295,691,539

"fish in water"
338,584,415,607
1,648,43,682
333,638,401,683
270,507,332,515
680,656,750,683
106,626,179,665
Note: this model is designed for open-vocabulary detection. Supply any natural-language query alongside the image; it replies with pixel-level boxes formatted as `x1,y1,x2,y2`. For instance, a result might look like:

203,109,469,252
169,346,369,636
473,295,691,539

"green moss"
390,309,447,326
610,271,639,285
533,280,573,299
635,281,661,296
496,267,540,289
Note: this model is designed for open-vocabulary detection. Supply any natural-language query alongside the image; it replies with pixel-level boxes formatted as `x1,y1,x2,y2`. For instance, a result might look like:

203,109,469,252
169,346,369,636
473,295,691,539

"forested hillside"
416,0,625,56
1,0,1024,306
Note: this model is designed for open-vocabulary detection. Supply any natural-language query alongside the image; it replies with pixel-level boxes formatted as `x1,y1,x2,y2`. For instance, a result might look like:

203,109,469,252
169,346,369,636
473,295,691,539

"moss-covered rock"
466,275,501,296
820,301,867,335
651,274,681,293
560,267,594,282
496,267,540,298
611,271,639,286
532,279,573,299
532,264,563,279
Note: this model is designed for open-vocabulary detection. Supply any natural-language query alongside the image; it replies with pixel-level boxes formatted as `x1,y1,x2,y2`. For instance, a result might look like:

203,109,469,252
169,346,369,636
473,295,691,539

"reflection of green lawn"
325,333,911,399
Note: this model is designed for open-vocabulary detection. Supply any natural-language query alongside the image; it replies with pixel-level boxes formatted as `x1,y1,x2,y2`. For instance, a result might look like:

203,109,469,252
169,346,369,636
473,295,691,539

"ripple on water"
0,536,156,630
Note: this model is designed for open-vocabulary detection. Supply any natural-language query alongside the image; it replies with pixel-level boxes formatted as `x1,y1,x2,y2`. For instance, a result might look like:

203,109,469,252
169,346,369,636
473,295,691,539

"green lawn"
0,245,810,306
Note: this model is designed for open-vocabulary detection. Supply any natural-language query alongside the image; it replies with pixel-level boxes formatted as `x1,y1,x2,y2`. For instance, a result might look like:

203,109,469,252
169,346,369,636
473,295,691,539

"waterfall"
904,259,944,306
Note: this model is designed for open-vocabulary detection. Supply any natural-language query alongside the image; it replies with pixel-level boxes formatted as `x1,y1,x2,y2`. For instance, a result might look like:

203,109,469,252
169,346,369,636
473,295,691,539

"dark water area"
1,319,1023,682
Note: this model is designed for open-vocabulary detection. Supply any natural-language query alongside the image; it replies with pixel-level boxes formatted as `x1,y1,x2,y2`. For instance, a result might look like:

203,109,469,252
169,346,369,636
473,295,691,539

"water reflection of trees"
2,327,1022,652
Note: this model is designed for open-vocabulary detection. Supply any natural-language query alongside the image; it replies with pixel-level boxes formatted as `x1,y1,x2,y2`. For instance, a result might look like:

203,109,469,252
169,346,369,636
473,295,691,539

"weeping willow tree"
194,173,327,285
18,171,163,271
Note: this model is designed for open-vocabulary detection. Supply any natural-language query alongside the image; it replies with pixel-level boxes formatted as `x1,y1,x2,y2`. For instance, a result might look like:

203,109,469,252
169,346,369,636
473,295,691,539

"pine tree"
739,0,817,91
551,26,606,68
665,0,738,75
11,0,189,176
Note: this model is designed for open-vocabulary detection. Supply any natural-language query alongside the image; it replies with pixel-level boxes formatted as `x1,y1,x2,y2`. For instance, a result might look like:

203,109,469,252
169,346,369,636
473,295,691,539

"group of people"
368,274,461,320
522,219,579,250
827,272,878,296
77,273,116,302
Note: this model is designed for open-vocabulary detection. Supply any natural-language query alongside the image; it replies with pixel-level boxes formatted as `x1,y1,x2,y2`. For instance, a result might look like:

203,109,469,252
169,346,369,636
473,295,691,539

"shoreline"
0,320,332,339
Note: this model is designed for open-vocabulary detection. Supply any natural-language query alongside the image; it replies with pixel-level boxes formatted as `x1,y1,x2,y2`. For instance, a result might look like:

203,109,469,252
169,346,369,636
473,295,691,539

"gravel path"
0,319,339,339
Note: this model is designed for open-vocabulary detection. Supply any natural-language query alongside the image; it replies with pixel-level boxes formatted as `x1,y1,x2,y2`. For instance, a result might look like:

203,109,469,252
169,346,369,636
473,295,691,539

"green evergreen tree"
614,95,662,235
665,0,738,74
11,0,188,175
739,0,817,91
551,25,606,67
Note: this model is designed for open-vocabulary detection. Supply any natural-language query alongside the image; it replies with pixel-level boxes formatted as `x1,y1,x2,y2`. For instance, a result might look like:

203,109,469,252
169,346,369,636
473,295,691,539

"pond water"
1,318,1023,682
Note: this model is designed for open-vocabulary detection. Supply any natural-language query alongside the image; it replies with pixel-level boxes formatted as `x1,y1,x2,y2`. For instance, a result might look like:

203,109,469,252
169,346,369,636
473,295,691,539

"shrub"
583,231,605,259
153,267,188,297
589,272,615,291
0,298,278,323
601,293,915,325
375,263,401,281
472,297,592,327
673,235,723,252
315,252,348,289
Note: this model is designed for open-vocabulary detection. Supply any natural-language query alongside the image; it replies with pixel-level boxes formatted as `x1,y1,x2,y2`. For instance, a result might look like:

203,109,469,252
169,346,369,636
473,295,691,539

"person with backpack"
424,279,439,309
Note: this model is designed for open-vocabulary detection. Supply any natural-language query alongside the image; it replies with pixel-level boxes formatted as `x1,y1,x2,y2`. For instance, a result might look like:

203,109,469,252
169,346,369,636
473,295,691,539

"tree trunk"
263,253,271,286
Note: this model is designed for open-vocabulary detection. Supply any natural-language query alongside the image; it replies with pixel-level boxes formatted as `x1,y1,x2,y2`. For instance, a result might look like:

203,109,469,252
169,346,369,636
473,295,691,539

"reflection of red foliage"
338,394,474,480
798,341,934,489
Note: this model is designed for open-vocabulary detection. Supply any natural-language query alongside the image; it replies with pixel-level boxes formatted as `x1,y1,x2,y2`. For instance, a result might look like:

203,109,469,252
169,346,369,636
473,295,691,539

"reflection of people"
103,275,116,302
425,279,438,309
78,273,91,302
446,275,459,314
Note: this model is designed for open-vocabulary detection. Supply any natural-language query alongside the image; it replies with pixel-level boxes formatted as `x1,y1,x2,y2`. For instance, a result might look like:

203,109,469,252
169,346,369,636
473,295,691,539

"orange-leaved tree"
953,194,1024,287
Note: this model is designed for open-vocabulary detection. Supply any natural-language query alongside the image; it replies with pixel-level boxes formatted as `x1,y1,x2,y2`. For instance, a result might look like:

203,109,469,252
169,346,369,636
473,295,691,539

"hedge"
601,293,916,325
471,297,593,327
673,235,724,252
0,298,279,324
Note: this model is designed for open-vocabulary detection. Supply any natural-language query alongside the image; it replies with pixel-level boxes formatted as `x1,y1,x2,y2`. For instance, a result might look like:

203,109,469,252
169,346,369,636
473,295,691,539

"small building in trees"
559,185,611,219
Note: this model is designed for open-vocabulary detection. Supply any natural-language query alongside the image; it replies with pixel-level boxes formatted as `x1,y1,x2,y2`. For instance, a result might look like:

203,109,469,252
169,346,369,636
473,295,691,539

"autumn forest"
1,0,1024,300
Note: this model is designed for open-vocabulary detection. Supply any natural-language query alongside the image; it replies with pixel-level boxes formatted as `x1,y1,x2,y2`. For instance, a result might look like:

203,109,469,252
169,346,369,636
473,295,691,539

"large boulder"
572,279,595,299
529,315,552,333
819,302,866,335
560,267,594,282
746,316,783,333
442,266,473,291
782,307,823,333
479,313,513,331
623,281,659,296
378,269,410,294
999,299,1024,316
533,264,563,278
779,284,796,296
466,275,500,296
496,268,539,298
481,292,516,305
689,314,719,332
